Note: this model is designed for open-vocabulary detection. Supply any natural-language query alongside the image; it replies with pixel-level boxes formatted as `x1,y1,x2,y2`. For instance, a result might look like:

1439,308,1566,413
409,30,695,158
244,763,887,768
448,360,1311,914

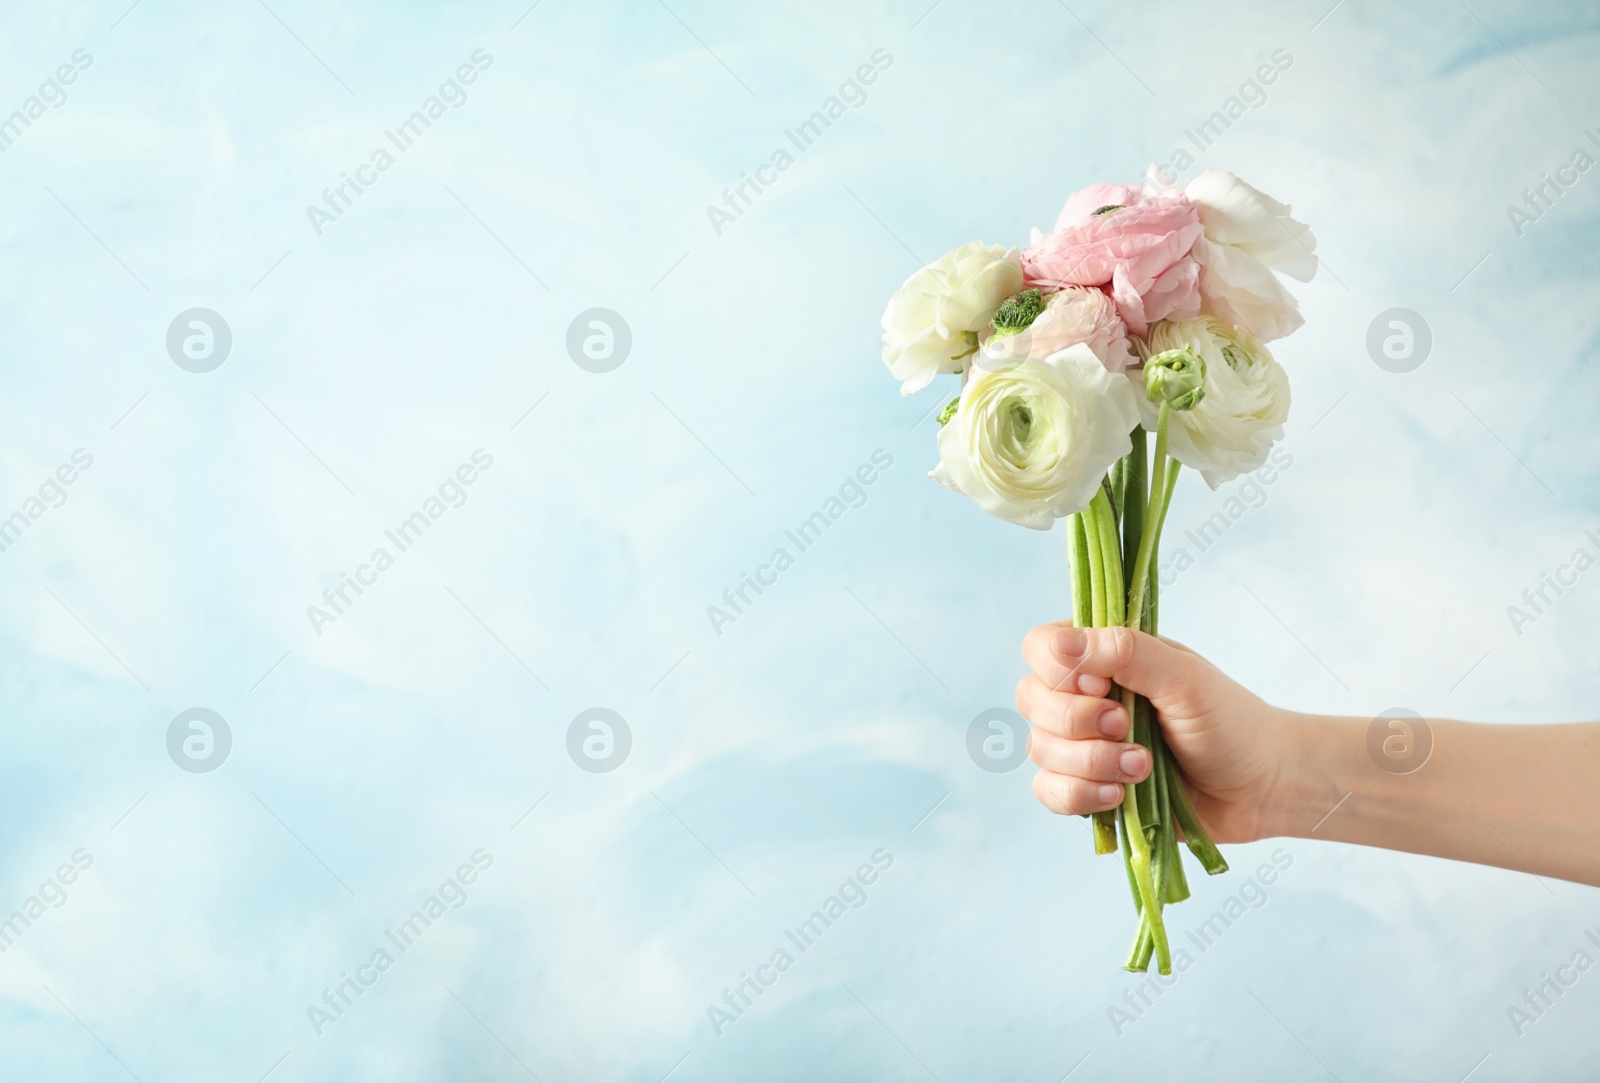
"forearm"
1271,713,1600,887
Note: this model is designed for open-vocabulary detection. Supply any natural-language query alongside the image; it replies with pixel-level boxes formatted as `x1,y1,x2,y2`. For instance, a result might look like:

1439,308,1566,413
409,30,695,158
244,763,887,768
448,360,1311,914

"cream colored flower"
1135,317,1290,488
932,343,1139,529
882,242,1023,395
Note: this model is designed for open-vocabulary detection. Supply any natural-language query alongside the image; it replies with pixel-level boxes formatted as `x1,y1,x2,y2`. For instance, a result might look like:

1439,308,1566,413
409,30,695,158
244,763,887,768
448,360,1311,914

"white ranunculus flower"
932,343,1139,529
1135,317,1290,489
881,242,1023,396
1145,165,1317,342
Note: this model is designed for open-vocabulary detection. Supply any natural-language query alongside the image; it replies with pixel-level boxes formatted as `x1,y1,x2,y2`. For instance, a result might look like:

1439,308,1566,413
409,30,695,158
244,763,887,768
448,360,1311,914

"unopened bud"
1143,348,1206,411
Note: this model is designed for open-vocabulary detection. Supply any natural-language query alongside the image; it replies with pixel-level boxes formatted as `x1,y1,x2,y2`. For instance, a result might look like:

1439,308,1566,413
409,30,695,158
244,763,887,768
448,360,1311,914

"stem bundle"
1067,411,1228,974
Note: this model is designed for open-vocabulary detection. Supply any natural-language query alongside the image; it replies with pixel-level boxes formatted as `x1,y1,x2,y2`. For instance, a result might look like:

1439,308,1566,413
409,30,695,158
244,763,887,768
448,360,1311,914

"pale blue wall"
1,0,1597,1078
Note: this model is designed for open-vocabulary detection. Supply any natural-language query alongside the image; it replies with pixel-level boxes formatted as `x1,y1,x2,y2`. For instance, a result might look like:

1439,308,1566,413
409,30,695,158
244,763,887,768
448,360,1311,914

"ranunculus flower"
1134,317,1289,488
1055,183,1145,228
1146,166,1317,342
979,285,1136,373
1021,188,1203,337
881,242,1023,396
932,343,1140,529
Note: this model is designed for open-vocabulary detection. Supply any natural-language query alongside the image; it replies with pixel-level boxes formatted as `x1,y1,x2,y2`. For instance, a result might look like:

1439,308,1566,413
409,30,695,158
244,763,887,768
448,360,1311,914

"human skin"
1016,622,1600,888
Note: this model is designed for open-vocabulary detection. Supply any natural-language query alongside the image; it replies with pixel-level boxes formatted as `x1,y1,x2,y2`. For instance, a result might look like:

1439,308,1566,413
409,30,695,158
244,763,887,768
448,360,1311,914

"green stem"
1122,428,1147,619
1125,913,1155,973
1085,500,1107,629
1091,488,1124,627
1136,454,1186,903
1151,719,1190,903
1076,507,1116,854
1132,676,1157,830
1119,684,1171,974
1125,405,1171,633
1125,411,1206,941
1134,461,1225,875
1119,437,1160,833
1148,462,1178,631
1115,800,1140,911
1170,770,1229,875
1163,788,1192,901
1086,479,1167,971
1122,410,1173,868
1068,513,1092,629
1151,463,1179,569
1094,490,1131,855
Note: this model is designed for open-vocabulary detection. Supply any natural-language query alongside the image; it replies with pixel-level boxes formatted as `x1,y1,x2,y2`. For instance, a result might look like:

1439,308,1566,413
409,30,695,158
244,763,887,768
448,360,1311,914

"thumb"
1027,623,1203,705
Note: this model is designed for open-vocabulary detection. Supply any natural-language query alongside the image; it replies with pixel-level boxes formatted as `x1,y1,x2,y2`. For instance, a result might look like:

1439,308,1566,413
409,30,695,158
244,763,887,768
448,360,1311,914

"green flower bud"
936,395,961,427
990,288,1044,339
1143,347,1206,411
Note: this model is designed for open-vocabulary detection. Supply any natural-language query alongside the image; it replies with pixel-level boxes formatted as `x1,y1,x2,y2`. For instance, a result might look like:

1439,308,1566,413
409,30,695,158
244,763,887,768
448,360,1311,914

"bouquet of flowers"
880,165,1316,973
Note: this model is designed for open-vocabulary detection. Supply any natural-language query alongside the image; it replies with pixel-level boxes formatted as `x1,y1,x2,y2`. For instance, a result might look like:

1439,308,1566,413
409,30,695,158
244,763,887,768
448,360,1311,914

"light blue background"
2,0,1598,1078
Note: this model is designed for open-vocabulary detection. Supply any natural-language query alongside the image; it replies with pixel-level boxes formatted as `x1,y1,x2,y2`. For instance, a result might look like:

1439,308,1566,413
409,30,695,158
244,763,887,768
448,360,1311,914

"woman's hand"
1015,622,1302,844
1018,620,1600,885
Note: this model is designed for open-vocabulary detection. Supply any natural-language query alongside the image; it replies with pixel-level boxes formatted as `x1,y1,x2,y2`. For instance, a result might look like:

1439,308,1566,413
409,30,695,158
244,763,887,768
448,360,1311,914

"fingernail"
1055,626,1086,659
1098,784,1122,804
1119,748,1147,777
1097,706,1126,737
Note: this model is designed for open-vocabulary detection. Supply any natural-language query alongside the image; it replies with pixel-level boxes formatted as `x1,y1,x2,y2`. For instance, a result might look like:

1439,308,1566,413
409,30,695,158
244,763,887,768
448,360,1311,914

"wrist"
1258,709,1355,840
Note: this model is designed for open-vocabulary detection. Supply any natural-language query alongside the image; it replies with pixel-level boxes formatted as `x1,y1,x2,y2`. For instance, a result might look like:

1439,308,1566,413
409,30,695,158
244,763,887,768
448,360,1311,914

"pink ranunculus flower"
1054,183,1145,229
1022,188,1204,337
980,286,1136,373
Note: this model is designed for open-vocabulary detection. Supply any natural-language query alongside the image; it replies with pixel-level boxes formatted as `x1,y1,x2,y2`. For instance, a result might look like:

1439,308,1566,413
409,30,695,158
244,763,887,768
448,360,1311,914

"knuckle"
1100,741,1128,779
1078,746,1103,778
1054,778,1085,815
1013,675,1032,718
1026,682,1072,735
1067,693,1099,737
1065,777,1097,814
1026,729,1049,767
1047,661,1077,694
